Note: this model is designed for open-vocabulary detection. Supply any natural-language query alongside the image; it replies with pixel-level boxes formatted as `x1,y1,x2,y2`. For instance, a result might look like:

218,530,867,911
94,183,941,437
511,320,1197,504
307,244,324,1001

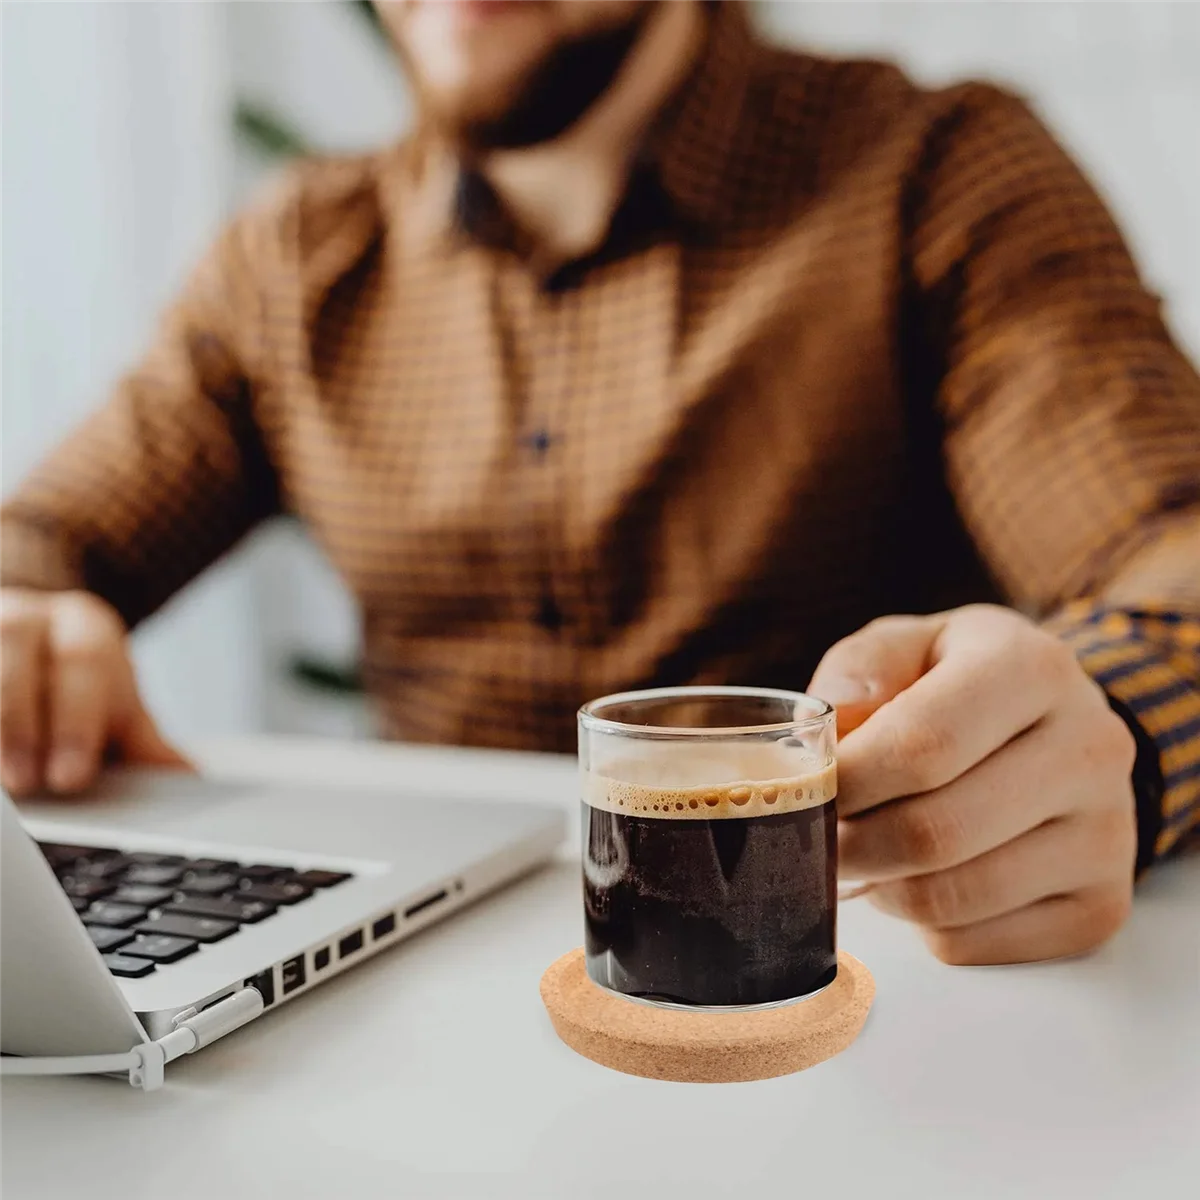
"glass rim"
577,685,833,739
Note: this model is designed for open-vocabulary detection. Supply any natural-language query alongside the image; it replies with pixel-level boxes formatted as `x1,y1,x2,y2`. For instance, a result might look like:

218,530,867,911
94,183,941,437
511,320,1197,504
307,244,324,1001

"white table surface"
3,736,1198,1200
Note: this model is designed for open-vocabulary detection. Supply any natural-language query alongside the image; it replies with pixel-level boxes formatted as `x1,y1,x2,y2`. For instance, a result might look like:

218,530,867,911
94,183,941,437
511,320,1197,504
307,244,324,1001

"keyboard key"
124,852,186,866
134,914,238,944
122,864,185,887
104,953,157,978
288,870,352,888
178,871,239,896
73,855,134,881
165,895,276,924
62,878,116,901
40,842,114,867
238,881,312,905
237,864,287,882
111,884,174,907
83,902,147,928
180,858,242,873
70,896,92,913
88,925,135,952
122,934,198,964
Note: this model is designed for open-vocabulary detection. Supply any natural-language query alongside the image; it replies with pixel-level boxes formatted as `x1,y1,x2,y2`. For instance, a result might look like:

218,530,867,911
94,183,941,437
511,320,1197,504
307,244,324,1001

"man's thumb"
808,614,944,737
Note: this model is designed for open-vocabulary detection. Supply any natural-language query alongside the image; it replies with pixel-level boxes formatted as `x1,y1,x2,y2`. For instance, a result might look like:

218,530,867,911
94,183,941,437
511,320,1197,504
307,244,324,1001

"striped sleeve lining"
1049,603,1200,862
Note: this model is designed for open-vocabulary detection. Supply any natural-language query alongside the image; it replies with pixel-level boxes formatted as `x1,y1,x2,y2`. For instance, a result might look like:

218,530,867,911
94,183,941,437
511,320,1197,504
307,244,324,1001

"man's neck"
478,1,705,269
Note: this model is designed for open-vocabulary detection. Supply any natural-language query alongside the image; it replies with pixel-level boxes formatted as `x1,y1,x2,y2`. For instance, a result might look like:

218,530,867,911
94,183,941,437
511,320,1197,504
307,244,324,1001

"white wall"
1,1,265,744
2,1,231,489
758,0,1200,360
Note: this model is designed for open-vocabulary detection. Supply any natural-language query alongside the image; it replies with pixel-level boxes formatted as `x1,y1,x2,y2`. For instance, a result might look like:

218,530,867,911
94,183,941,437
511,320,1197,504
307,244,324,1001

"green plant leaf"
349,0,390,44
233,99,314,160
288,653,365,696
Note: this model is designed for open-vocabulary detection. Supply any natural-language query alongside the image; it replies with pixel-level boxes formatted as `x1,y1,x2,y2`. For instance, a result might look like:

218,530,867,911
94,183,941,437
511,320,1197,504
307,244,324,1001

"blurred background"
3,1,1198,749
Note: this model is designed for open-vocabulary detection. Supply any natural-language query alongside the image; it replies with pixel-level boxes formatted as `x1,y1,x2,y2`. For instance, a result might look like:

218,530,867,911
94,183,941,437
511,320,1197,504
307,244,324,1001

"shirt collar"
649,0,764,232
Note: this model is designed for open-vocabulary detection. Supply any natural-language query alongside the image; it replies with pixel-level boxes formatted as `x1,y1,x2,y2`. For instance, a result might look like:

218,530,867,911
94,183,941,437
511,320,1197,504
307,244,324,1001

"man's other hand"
0,588,189,796
810,604,1137,965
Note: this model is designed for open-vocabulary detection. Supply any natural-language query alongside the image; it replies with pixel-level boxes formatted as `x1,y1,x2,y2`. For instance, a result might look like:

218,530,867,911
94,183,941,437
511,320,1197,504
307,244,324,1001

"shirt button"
524,429,553,456
543,263,584,293
536,593,564,633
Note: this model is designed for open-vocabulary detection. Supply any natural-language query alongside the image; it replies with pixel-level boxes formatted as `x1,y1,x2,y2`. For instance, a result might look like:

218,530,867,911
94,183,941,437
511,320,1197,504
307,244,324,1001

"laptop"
1,769,565,1085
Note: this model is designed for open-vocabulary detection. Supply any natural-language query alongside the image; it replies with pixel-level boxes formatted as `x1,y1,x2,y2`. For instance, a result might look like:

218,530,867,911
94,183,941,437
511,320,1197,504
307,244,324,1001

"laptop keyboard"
37,842,352,979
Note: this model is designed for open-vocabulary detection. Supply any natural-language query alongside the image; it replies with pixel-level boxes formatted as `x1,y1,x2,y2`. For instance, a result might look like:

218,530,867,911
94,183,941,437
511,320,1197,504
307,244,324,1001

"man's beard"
444,8,652,152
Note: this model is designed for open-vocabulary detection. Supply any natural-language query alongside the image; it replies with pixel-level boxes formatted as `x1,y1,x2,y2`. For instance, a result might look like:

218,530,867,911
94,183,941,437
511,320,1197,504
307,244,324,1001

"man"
2,1,1197,966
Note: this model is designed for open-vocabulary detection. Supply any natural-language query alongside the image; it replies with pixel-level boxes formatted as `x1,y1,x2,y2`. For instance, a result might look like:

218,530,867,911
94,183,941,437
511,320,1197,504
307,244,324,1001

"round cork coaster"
540,949,874,1083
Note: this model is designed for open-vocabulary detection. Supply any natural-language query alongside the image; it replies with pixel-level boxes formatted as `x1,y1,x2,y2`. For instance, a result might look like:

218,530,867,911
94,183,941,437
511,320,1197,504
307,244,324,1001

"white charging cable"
1,986,264,1091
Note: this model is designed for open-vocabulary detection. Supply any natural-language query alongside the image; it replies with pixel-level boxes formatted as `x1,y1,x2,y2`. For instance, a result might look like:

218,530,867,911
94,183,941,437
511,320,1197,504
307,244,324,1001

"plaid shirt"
3,5,1198,864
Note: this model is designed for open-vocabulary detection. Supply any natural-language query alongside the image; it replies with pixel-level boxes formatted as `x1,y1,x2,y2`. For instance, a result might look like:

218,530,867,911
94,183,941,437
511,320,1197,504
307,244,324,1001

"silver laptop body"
1,770,564,1062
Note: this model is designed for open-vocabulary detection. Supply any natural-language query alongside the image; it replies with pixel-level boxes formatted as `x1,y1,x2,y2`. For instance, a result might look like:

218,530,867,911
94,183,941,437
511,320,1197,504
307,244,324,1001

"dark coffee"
583,752,837,1008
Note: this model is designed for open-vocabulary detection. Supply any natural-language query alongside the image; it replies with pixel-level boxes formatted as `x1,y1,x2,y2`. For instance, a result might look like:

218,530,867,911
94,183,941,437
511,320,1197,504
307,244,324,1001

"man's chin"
419,94,528,153
420,8,650,153
410,61,552,146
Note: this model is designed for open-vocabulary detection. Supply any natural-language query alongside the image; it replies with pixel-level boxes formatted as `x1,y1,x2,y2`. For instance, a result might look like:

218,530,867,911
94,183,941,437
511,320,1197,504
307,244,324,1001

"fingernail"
837,882,875,902
1,751,37,794
47,747,89,792
818,678,875,708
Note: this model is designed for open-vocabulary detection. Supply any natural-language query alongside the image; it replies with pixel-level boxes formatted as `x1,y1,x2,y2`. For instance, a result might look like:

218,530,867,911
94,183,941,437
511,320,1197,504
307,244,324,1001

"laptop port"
338,929,364,959
313,946,331,971
404,889,448,920
246,968,275,1007
281,954,305,995
372,913,396,940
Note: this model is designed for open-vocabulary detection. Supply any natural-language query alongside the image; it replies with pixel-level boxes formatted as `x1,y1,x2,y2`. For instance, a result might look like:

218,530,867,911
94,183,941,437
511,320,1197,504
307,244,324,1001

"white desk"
4,737,1198,1200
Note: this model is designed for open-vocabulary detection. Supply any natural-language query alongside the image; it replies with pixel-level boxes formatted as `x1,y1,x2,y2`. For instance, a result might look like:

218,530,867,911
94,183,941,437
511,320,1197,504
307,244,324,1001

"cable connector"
1,986,264,1091
128,1041,166,1091
164,986,265,1055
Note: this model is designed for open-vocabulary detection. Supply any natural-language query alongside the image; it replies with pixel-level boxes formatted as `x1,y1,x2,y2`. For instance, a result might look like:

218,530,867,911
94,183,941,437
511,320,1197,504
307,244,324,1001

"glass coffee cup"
579,686,837,1010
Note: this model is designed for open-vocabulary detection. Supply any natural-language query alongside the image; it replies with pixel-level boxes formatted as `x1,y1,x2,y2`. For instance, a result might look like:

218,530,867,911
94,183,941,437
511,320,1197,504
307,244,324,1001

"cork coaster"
540,949,874,1083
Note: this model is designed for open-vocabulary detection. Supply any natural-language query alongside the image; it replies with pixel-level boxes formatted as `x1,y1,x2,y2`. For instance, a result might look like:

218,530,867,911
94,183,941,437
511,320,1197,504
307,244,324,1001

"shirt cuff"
1047,602,1200,869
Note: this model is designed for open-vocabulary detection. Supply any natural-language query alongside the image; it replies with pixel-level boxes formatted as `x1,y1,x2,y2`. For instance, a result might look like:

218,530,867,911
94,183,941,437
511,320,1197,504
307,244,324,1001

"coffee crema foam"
584,753,836,820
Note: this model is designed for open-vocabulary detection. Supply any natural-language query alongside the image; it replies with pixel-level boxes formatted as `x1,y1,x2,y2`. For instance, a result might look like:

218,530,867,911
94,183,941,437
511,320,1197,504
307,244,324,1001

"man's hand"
809,604,1137,965
0,588,188,796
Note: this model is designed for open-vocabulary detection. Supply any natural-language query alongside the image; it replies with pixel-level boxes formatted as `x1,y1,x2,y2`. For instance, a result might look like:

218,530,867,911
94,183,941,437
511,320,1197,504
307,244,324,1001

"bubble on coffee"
584,740,836,820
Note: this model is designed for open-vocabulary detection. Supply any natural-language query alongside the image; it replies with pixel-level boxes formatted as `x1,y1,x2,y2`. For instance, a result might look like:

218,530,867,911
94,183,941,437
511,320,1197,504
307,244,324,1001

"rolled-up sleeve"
1,203,283,627
907,84,1200,864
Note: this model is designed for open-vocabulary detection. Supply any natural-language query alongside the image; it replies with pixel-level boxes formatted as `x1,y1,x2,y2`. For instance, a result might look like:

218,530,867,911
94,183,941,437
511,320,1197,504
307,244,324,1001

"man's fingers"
0,599,47,793
808,615,942,736
865,812,1129,929
839,712,1098,880
45,610,113,794
918,884,1132,966
836,610,1069,817
0,588,183,795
